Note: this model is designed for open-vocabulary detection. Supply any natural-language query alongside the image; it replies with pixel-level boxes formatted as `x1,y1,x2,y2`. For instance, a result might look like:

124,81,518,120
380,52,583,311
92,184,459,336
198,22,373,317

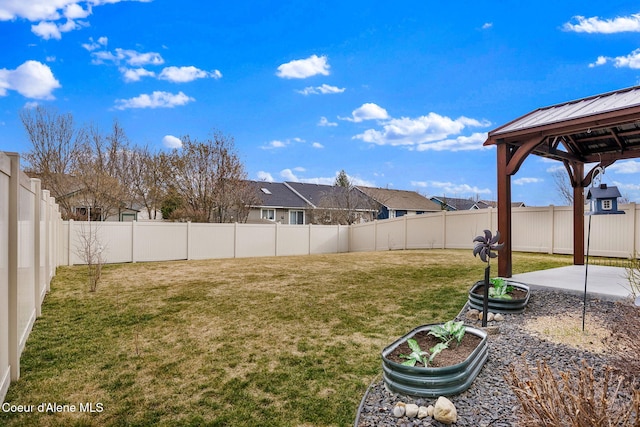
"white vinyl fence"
349,204,640,258
0,152,62,405
5,149,640,406
61,221,350,265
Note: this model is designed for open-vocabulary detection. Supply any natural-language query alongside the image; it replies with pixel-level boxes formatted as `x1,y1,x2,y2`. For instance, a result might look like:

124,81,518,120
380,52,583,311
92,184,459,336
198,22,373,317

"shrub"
505,359,640,426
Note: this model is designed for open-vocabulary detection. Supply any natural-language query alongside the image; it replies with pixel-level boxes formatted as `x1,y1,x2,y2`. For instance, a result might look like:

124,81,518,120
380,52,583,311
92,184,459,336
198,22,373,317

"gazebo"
484,85,640,278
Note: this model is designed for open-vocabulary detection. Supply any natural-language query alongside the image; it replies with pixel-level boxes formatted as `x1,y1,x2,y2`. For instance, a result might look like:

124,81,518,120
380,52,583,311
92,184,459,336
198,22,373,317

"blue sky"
3,1,640,206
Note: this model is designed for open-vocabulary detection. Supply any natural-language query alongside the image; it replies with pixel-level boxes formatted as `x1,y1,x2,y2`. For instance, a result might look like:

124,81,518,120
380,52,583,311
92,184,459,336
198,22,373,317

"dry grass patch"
0,250,572,427
524,312,612,353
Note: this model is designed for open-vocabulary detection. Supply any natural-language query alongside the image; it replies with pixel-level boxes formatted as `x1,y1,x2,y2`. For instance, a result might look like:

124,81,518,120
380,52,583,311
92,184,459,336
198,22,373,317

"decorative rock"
433,396,457,424
466,309,480,320
426,405,434,416
392,402,406,417
494,313,505,321
477,311,495,321
405,403,419,418
417,406,429,419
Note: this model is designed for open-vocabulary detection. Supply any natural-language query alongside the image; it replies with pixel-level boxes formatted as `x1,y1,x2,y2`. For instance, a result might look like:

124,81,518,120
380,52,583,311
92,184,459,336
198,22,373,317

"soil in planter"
473,284,528,300
386,331,482,368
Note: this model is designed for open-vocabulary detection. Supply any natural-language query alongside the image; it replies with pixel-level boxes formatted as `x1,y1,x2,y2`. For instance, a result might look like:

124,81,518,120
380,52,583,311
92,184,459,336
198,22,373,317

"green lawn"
0,250,572,427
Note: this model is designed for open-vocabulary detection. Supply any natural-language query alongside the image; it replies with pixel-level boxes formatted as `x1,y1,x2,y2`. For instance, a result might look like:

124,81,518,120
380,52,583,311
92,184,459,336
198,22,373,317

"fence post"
131,220,137,263
627,203,636,257
43,190,51,292
234,222,238,258
7,153,19,382
186,221,192,260
308,223,312,255
548,205,555,255
67,219,74,265
32,179,42,317
441,211,447,249
403,215,408,250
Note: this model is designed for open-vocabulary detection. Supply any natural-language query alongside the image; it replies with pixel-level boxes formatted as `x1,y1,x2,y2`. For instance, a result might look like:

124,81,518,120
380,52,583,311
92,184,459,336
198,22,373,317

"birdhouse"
586,183,625,215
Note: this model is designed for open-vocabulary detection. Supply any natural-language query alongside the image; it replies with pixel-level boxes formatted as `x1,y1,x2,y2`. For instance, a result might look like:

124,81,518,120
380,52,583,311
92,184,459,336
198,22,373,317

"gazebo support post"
497,143,512,278
572,162,585,265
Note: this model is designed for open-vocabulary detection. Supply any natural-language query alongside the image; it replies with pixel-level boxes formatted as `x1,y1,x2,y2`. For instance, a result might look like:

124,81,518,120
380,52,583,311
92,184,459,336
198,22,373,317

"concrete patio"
511,265,634,301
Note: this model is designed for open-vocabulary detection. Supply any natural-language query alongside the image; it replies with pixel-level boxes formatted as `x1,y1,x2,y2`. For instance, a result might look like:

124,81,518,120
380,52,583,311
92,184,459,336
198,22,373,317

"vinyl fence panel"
0,154,10,405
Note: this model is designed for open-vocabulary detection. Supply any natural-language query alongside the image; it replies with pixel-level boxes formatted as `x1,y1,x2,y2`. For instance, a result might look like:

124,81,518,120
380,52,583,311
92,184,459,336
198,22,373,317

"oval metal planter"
468,280,531,314
381,324,488,397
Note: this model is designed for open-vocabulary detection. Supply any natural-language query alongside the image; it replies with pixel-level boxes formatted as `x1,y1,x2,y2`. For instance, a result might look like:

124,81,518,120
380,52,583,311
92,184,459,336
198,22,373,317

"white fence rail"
0,152,62,405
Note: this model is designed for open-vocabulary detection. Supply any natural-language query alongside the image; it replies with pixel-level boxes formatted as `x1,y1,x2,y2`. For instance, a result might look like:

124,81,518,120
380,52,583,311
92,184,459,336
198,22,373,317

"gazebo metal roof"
486,85,640,166
484,85,640,277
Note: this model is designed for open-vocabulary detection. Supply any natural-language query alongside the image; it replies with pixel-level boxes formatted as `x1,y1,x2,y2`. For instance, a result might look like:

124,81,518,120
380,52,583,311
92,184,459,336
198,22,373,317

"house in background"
430,196,525,211
285,181,377,224
245,181,310,224
357,187,441,219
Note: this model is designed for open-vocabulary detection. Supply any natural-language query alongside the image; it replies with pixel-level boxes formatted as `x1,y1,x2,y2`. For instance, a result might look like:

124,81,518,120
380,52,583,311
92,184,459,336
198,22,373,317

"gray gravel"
354,289,623,427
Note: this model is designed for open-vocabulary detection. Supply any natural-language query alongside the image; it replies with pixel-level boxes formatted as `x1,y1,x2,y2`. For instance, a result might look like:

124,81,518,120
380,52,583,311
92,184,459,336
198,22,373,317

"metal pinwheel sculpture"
473,230,504,327
473,230,504,263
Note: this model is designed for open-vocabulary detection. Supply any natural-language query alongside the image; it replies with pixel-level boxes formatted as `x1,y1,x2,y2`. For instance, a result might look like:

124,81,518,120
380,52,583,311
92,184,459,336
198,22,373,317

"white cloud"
276,54,330,79
263,140,287,149
422,180,492,195
0,60,60,99
158,66,223,83
354,111,490,149
416,132,490,152
482,22,493,29
31,21,62,39
121,67,155,82
608,160,640,174
0,0,150,39
91,48,164,67
297,84,345,95
564,13,640,33
341,102,389,123
592,48,640,69
275,168,374,186
162,135,183,149
318,116,337,127
260,137,305,150
257,171,274,182
82,36,108,51
312,142,324,149
114,91,194,110
514,177,543,185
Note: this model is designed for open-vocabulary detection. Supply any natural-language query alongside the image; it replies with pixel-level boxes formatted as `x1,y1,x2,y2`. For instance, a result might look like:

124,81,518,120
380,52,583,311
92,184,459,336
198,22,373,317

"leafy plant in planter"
488,278,514,300
399,320,466,367
473,230,504,326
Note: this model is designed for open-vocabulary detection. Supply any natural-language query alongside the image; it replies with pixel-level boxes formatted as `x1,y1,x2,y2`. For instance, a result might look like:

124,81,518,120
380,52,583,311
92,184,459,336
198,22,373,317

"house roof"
430,197,525,210
357,187,440,211
485,85,640,165
284,181,374,210
249,181,309,209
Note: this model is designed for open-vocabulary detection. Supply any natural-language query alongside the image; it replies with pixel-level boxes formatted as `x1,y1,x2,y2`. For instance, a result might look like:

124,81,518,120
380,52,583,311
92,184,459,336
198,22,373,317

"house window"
261,209,275,221
74,206,103,221
289,210,304,224
602,199,612,210
395,210,407,217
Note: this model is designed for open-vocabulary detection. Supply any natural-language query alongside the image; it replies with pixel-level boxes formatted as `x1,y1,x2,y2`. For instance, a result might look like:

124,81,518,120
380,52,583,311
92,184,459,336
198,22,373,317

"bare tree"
314,171,378,224
20,105,86,219
126,146,169,220
168,132,253,222
73,120,131,220
551,168,574,205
